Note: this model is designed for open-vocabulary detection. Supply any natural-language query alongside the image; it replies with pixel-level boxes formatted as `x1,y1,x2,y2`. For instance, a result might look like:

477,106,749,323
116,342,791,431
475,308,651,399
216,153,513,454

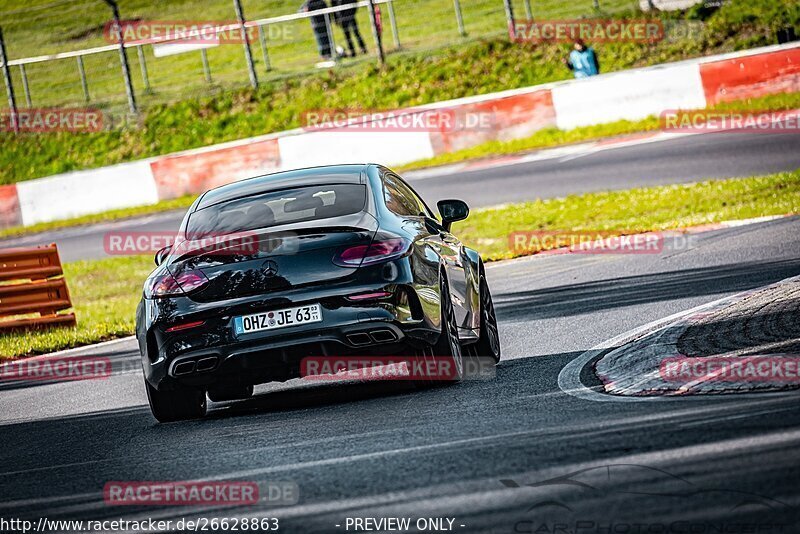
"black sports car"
136,164,500,422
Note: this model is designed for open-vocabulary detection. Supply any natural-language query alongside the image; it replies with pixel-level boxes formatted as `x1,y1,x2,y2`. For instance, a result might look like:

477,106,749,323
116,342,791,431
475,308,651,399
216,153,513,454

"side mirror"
437,199,469,232
154,245,171,266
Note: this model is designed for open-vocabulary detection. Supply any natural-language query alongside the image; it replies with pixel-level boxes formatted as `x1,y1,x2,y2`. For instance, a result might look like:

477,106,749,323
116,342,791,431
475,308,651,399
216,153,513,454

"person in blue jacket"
564,39,600,78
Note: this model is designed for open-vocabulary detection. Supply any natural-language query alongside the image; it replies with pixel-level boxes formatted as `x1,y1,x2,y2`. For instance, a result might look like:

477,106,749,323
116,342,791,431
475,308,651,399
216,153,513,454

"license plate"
234,304,322,335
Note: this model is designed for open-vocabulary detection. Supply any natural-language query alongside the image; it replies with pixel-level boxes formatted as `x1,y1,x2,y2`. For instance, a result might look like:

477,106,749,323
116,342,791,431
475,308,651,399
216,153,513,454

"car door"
381,171,470,330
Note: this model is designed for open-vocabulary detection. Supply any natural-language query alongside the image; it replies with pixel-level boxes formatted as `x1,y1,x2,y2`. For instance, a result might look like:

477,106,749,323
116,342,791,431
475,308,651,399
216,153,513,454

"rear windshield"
187,184,367,238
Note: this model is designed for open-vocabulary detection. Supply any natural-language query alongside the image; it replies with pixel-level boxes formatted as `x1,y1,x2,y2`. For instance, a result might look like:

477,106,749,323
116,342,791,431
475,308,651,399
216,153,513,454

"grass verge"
1,169,798,359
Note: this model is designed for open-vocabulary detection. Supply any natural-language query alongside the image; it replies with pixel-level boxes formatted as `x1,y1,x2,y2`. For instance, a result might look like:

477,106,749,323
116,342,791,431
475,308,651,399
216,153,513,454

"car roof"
195,164,370,211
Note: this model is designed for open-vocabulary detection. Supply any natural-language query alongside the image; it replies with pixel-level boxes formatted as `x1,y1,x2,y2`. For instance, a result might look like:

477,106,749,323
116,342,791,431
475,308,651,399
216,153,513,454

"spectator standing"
301,0,333,59
331,0,368,57
564,39,600,78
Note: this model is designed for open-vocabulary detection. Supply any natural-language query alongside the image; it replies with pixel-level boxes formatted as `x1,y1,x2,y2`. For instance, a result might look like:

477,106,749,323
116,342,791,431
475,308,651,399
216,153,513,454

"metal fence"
0,0,635,121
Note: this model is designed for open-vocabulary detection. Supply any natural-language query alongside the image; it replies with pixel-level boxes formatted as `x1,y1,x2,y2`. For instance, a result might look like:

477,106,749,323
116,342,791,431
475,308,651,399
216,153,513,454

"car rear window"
186,184,367,238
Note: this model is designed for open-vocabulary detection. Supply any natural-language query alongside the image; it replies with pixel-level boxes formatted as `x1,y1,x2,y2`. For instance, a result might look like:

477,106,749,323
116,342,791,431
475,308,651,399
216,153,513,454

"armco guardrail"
0,244,76,332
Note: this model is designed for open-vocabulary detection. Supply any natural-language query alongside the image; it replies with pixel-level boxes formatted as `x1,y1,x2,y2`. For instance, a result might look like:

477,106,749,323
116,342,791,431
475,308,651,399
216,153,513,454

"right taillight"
333,238,411,267
346,291,392,302
145,270,209,298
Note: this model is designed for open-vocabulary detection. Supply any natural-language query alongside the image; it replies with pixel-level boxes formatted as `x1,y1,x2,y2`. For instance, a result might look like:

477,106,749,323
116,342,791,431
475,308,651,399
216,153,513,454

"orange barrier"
0,244,76,332
700,47,800,105
150,138,282,200
0,185,22,228
429,90,557,155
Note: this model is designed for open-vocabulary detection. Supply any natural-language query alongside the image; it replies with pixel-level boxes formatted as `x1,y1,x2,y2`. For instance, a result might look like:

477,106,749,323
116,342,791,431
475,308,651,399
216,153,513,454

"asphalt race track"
1,216,799,533
3,129,800,262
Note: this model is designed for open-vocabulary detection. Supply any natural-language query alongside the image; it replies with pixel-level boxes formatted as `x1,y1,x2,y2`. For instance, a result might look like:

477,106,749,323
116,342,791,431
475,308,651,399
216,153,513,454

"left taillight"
165,320,206,333
333,238,411,267
145,270,209,298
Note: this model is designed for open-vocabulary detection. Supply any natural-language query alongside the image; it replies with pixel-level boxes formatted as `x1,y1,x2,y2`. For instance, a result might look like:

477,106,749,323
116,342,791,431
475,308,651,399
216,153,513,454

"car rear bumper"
141,291,440,391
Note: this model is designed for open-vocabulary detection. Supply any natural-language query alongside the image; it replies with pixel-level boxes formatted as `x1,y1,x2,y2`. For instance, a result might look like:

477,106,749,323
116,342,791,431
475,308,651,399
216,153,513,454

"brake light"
165,320,206,333
333,238,411,267
346,291,392,302
146,270,209,298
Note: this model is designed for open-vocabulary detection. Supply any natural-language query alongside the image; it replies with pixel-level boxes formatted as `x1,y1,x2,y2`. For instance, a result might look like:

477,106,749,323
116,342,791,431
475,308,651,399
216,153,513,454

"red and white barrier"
700,46,800,105
150,137,282,200
0,185,21,228
551,62,706,130
16,161,160,226
4,42,798,228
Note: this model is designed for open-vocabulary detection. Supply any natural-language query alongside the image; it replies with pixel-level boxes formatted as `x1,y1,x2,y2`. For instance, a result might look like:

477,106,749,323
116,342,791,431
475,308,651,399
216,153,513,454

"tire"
474,272,501,363
145,381,207,423
430,274,464,382
411,346,436,389
207,384,254,402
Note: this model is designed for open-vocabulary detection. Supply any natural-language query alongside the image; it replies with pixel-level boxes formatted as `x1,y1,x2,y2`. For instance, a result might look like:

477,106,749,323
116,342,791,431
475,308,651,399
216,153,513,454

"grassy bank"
0,0,796,185
2,169,798,359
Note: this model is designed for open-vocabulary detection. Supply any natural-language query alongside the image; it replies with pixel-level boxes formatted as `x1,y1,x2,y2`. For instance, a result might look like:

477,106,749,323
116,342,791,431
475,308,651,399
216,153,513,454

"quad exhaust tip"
346,329,398,346
172,355,219,376
370,329,397,343
346,332,372,346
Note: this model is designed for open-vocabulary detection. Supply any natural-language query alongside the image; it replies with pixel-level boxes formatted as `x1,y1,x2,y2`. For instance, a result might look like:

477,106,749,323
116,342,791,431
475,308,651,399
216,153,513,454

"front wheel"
145,381,207,423
474,273,501,363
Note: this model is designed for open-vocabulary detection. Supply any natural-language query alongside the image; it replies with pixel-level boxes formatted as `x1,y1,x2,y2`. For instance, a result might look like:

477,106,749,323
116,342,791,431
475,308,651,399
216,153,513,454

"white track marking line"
676,405,798,428
558,151,596,162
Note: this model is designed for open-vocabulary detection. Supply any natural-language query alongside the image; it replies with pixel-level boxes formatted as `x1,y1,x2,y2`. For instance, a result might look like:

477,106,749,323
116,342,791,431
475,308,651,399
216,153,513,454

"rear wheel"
145,381,207,423
474,273,501,363
430,275,464,382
